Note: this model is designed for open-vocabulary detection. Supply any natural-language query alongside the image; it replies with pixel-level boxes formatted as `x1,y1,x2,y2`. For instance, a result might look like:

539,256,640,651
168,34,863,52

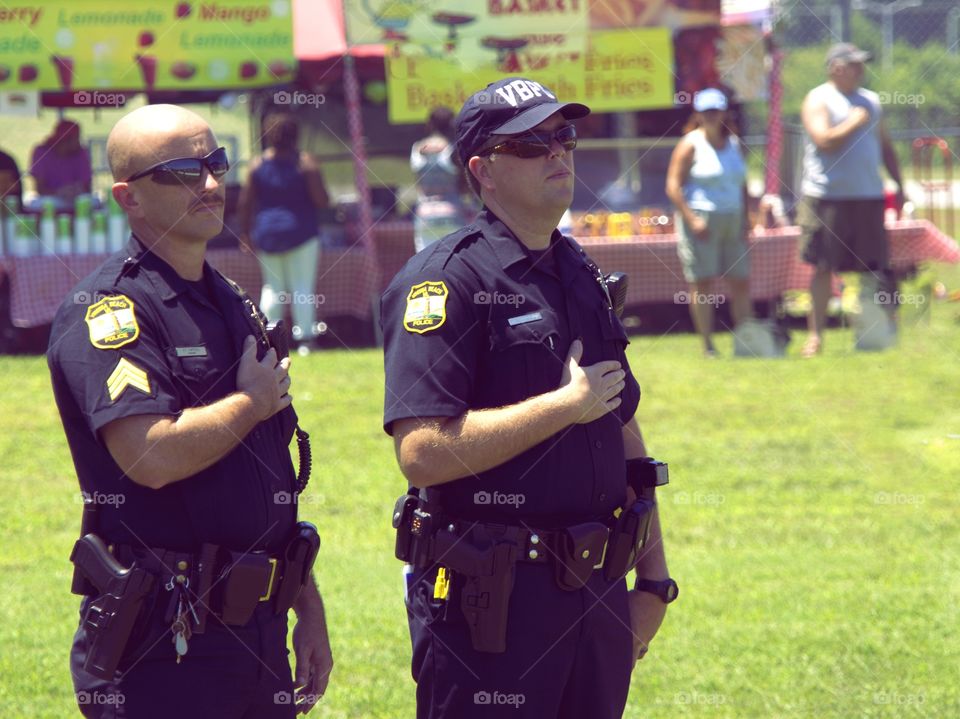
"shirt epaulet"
438,225,484,269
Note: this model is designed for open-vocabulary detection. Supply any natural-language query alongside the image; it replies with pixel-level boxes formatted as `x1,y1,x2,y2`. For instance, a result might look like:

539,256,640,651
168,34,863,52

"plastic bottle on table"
108,192,126,251
2,196,17,254
40,198,57,255
74,194,92,255
14,214,37,257
57,214,74,254
91,211,107,254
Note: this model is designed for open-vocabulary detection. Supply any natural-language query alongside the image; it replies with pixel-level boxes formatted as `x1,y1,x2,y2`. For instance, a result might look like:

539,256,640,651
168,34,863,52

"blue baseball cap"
455,77,590,164
693,88,728,113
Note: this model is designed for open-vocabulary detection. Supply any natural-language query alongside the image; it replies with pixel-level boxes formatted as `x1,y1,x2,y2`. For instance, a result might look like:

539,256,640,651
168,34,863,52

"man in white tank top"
798,43,904,357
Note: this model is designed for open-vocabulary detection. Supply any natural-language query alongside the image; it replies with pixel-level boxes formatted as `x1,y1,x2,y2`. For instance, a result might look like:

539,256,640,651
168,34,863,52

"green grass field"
2,286,959,718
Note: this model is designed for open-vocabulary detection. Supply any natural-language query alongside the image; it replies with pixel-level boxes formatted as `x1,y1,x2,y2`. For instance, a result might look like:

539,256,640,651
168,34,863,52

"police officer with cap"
48,104,332,717
382,78,677,718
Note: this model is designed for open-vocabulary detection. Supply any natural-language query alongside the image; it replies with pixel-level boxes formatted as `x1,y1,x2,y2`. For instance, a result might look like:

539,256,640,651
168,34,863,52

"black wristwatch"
634,577,679,604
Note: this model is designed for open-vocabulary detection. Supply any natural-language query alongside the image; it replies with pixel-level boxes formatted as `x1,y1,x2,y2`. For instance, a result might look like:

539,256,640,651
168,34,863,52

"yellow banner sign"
347,0,717,122
0,1,294,93
386,28,673,122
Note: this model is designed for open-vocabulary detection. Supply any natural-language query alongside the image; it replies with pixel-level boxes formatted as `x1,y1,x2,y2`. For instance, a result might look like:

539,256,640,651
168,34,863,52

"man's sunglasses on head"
486,125,577,159
125,147,230,185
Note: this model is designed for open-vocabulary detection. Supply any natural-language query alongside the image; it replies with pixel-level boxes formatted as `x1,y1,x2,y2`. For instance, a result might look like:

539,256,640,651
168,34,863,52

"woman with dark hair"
30,119,91,203
410,106,468,253
666,88,752,356
239,112,329,352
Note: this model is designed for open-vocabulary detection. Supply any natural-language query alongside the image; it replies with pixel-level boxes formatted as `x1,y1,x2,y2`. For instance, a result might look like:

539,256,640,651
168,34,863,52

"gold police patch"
85,295,140,349
403,281,448,334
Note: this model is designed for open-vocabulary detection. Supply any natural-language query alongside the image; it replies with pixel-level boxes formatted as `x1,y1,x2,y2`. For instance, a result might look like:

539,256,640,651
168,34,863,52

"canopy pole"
764,34,784,198
342,51,375,254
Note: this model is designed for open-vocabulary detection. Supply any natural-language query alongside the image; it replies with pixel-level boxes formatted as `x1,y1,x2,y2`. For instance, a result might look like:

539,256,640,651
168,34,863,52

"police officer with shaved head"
48,104,332,717
382,78,677,718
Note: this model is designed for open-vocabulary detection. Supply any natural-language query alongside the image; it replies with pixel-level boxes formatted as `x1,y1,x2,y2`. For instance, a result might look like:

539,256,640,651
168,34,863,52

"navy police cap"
455,77,590,165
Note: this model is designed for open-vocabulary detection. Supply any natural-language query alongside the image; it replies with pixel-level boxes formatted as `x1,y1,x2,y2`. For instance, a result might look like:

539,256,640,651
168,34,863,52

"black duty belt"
69,522,320,679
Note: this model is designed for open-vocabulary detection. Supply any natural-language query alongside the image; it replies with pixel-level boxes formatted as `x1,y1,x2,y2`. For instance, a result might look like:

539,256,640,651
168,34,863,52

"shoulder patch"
106,357,151,401
85,294,140,349
403,281,448,334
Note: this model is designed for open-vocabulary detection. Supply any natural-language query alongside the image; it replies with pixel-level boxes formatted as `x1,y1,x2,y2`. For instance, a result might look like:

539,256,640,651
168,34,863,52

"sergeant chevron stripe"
106,357,151,402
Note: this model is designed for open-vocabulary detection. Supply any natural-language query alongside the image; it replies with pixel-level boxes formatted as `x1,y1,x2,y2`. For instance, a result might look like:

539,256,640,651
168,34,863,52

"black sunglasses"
125,146,230,185
487,125,577,159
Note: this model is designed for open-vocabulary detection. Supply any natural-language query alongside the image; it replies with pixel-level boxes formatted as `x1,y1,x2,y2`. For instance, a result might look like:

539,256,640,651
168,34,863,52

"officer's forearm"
293,574,326,620
101,393,264,489
396,388,586,488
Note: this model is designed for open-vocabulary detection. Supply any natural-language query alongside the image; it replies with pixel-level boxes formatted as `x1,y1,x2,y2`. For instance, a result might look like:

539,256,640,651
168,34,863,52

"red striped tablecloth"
2,220,955,328
369,218,959,304
1,247,380,329
577,219,959,305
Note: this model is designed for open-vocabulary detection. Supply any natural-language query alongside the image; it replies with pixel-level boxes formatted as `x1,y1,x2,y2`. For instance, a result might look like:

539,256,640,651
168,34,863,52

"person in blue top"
239,112,329,351
666,88,752,357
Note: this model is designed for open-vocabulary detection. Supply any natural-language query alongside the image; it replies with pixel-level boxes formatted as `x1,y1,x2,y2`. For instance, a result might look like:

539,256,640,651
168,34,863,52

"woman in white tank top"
665,88,753,357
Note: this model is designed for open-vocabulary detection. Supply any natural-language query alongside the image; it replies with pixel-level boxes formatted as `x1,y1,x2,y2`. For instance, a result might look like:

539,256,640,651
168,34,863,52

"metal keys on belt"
166,574,198,664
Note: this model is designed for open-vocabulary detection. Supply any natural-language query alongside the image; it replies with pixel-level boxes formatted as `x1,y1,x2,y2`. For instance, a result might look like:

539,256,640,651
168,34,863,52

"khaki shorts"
676,210,750,283
798,196,888,272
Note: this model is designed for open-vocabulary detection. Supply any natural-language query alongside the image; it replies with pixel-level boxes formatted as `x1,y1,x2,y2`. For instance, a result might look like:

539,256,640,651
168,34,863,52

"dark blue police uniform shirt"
48,236,297,553
381,209,641,528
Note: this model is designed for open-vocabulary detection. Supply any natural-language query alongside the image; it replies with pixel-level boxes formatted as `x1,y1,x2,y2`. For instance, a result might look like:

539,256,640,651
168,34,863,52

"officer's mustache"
189,193,224,210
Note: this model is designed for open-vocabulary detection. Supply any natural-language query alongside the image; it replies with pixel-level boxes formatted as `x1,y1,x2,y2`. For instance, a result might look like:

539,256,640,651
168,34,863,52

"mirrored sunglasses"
487,125,577,159
126,146,230,186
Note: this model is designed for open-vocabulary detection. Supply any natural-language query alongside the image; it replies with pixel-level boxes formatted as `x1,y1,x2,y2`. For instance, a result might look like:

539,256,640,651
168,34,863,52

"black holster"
602,497,656,581
70,535,156,680
273,521,321,614
433,524,520,653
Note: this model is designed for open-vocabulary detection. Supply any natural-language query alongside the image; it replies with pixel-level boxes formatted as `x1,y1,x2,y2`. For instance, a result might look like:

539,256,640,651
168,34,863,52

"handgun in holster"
70,534,155,680
603,498,656,581
71,495,99,597
273,521,321,615
433,524,519,653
